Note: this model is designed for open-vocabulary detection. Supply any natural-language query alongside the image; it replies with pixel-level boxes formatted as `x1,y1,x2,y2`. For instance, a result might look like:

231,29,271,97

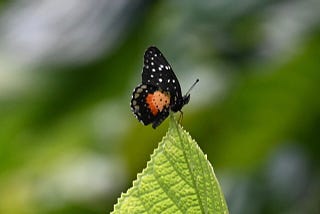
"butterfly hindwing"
131,83,172,128
131,84,158,125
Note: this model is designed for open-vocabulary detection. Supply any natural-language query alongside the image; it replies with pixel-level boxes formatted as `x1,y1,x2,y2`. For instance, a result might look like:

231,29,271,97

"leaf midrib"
171,117,206,214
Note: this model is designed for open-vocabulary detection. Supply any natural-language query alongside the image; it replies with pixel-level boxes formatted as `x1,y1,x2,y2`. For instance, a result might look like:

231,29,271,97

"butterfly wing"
131,83,170,128
131,84,158,125
142,46,184,112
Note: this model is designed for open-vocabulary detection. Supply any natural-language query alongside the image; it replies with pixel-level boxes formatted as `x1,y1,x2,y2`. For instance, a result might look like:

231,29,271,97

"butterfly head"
182,78,199,107
182,94,190,106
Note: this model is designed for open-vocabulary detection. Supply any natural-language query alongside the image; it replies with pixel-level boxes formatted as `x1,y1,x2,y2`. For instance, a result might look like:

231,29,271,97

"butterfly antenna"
185,78,199,96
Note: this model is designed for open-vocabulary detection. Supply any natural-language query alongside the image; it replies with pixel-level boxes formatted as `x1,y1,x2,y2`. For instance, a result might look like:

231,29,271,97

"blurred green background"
0,0,320,213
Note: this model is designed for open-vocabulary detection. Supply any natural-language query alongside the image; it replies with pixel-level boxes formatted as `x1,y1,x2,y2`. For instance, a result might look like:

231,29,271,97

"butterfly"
131,46,198,129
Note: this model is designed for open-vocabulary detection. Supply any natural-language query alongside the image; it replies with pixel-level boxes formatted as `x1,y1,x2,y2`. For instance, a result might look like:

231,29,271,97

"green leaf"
112,114,229,214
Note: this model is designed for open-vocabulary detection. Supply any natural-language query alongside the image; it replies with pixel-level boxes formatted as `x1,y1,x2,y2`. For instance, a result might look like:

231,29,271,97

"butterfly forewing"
142,46,183,110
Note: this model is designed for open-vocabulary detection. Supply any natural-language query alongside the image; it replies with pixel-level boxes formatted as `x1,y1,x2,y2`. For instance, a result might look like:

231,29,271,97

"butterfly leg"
178,110,184,124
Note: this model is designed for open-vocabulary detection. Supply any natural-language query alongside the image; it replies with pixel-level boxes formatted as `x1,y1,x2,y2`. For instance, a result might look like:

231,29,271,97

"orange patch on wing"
146,91,170,116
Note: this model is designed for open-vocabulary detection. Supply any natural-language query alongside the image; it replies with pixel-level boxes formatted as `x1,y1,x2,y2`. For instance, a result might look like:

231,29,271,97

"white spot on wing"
159,78,163,82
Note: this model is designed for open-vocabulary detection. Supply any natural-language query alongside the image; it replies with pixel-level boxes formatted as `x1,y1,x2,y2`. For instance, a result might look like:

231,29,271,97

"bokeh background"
0,0,320,213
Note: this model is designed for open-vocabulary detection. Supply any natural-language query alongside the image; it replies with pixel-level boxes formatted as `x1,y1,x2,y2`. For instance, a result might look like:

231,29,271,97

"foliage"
113,114,228,213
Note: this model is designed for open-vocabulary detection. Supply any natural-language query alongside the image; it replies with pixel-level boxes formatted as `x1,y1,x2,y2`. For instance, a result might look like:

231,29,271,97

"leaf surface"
112,115,228,213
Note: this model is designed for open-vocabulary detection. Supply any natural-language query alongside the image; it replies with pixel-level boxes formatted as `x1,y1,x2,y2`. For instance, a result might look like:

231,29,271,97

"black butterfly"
131,46,198,128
